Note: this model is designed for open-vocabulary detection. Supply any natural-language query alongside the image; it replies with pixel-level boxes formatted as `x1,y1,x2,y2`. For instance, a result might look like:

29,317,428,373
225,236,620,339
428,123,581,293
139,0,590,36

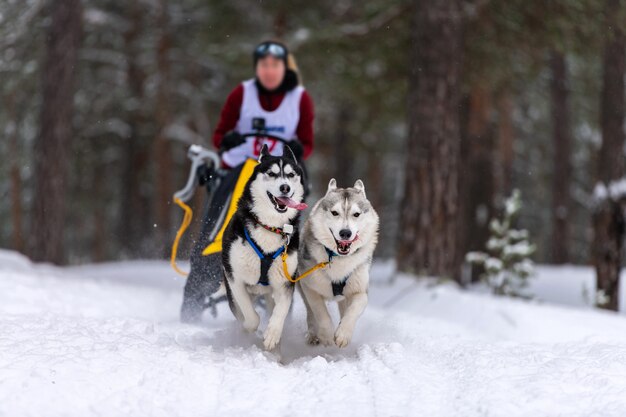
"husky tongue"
275,196,308,210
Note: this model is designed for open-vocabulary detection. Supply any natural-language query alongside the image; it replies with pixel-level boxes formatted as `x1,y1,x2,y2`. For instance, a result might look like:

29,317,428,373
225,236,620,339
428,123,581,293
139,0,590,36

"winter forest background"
1,0,626,309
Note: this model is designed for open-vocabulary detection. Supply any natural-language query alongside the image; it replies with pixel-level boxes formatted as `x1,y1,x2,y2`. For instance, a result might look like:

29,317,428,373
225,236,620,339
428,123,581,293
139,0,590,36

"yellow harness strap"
281,249,330,283
171,197,193,276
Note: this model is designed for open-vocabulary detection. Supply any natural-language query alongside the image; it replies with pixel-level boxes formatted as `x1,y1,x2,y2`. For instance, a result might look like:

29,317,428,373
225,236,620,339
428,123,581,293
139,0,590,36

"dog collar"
322,247,350,296
250,213,290,237
324,247,339,262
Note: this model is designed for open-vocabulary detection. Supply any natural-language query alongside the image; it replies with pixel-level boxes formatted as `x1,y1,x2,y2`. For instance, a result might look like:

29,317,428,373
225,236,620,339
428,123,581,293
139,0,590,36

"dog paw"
316,328,335,346
243,316,260,333
306,332,321,345
263,326,282,351
334,326,353,348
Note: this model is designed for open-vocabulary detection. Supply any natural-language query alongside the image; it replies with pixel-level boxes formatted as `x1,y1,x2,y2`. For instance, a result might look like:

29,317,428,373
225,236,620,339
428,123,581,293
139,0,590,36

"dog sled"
170,129,303,322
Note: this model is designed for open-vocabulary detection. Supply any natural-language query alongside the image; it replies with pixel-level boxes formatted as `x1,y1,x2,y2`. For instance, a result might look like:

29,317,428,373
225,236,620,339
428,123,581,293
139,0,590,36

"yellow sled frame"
201,158,258,255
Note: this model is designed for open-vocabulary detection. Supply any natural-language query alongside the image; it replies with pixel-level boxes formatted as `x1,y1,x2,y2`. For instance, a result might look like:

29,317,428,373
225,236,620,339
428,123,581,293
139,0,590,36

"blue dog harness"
243,225,350,293
244,227,286,286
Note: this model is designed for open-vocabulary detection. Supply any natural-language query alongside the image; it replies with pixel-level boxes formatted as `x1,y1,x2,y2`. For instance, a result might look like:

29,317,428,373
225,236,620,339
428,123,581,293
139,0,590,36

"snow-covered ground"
1,249,626,417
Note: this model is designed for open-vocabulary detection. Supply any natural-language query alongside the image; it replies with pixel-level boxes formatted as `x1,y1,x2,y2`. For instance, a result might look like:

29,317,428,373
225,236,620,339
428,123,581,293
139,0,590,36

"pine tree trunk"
273,9,288,38
154,0,173,258
119,2,151,257
593,0,626,311
458,86,495,283
397,0,464,278
495,92,514,196
30,0,82,264
334,103,353,187
6,92,24,252
550,51,572,264
91,163,106,262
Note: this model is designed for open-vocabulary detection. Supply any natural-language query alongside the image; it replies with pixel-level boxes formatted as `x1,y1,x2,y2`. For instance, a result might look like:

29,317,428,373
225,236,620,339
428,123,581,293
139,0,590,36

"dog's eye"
331,210,339,217
286,173,295,179
353,212,360,218
266,172,277,178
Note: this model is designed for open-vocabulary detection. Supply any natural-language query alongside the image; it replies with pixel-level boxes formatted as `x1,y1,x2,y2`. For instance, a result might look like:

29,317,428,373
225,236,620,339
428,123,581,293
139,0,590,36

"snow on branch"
0,0,45,49
339,4,408,36
593,178,626,203
466,189,536,298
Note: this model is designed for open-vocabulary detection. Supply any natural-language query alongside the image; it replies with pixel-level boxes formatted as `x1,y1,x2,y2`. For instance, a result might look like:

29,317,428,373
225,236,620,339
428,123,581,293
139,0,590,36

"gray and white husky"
298,179,379,348
222,144,307,351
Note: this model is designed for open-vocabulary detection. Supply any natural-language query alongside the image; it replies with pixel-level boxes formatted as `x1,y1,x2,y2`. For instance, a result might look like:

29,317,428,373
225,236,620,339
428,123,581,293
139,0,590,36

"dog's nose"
339,229,352,240
279,184,290,195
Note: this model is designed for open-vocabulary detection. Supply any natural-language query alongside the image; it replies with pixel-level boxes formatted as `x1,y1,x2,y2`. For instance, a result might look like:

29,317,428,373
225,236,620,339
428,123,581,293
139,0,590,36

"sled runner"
171,130,303,322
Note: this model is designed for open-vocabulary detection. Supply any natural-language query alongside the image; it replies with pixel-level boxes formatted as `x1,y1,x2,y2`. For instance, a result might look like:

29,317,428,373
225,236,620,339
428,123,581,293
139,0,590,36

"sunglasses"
254,43,287,59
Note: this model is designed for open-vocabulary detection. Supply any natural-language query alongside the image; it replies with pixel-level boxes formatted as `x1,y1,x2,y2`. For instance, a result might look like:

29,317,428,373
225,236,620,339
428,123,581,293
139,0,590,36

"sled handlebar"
240,132,293,146
173,134,295,203
173,145,221,203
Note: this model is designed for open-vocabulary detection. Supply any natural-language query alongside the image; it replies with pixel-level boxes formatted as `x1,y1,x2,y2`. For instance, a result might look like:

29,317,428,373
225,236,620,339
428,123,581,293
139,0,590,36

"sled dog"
222,145,307,351
298,178,379,348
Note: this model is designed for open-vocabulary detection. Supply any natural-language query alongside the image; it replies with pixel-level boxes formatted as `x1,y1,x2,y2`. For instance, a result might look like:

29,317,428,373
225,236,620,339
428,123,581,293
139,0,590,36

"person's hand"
288,140,304,161
220,131,245,151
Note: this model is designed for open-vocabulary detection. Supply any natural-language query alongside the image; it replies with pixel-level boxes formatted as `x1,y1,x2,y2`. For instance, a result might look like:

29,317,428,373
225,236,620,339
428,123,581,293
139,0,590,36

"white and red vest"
221,79,304,167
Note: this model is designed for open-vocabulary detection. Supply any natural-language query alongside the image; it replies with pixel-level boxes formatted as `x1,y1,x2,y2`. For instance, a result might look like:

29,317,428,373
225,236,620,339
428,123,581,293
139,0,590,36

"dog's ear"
326,178,337,195
282,145,297,162
354,179,366,197
258,144,271,162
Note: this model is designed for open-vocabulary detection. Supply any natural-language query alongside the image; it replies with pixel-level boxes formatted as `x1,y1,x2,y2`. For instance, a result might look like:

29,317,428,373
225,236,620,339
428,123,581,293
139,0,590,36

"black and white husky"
298,179,379,348
222,145,307,351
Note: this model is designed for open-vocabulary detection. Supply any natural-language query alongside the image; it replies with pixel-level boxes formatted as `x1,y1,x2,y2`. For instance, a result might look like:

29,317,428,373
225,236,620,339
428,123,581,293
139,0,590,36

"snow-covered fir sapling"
466,189,536,297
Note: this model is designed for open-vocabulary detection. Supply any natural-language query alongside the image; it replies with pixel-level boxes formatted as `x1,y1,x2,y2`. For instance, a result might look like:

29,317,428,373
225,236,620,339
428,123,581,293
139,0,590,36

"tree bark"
495,92,514,196
154,0,174,258
334,103,353,187
118,1,151,257
6,92,24,252
593,0,626,311
458,86,495,283
397,0,464,278
91,162,106,262
273,9,288,38
550,51,572,264
30,0,82,264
